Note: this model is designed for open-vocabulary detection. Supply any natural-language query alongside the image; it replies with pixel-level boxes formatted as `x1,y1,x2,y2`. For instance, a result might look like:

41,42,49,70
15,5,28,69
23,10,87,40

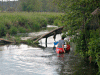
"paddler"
57,35,65,53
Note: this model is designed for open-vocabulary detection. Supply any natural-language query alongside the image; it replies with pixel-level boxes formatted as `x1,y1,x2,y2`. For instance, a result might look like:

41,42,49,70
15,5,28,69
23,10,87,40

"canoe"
66,45,70,51
56,45,70,54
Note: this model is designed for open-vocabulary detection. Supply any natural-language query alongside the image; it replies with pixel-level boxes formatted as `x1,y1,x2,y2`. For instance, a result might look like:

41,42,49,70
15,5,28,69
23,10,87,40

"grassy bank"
0,12,63,37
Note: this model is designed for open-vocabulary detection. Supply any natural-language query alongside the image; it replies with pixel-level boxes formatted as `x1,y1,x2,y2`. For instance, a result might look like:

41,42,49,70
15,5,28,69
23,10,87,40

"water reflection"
0,43,98,75
0,34,98,75
0,44,57,75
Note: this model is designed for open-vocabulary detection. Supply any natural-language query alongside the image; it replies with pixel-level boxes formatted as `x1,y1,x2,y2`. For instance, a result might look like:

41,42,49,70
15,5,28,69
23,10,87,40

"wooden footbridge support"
33,26,64,46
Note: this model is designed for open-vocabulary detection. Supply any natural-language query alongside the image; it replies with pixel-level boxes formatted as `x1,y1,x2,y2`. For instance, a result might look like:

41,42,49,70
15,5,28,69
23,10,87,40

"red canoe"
56,45,70,54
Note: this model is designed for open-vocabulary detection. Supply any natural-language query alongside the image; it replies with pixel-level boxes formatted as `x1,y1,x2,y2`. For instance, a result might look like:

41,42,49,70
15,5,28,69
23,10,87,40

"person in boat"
57,35,65,53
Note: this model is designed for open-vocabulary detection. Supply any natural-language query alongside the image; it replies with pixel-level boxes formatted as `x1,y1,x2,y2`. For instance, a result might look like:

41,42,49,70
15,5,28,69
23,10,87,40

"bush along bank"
72,28,100,74
0,12,63,45
0,15,47,37
0,12,63,37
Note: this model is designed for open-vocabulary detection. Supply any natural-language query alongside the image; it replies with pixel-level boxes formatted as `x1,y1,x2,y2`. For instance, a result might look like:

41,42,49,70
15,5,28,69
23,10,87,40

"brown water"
0,26,98,75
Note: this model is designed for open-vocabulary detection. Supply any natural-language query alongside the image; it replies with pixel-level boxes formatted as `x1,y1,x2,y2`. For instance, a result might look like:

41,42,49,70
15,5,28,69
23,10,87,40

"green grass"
0,12,63,37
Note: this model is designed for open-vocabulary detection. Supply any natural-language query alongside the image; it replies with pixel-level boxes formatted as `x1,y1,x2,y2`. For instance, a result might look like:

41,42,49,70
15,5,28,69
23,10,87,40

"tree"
19,0,41,12
19,0,59,12
53,0,100,68
1,0,3,12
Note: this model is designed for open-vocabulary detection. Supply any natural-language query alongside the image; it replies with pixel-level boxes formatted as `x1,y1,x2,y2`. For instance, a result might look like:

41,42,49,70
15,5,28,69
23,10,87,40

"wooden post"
53,32,56,41
45,37,47,47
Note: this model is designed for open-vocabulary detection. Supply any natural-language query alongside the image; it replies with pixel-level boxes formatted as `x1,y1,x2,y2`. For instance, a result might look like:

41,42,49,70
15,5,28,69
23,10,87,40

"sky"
0,0,18,1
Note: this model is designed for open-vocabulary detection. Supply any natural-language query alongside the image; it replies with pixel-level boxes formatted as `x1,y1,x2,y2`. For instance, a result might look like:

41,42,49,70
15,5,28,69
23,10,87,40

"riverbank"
0,12,63,38
0,25,58,45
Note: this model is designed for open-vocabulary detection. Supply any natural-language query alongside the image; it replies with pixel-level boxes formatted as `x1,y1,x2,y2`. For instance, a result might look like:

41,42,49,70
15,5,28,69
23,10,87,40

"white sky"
0,0,18,1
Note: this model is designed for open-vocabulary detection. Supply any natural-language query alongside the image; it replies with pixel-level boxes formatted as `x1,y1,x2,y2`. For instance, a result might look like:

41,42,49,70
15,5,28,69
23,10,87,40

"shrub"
14,36,21,44
17,15,28,27
28,20,40,31
18,27,26,33
9,26,18,35
87,29,100,62
53,19,62,26
47,16,56,25
96,53,100,74
4,19,13,30
0,23,7,37
0,12,63,36
36,18,47,27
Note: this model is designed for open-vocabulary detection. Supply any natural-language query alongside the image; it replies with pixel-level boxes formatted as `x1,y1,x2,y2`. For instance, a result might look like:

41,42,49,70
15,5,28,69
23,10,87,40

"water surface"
0,26,98,75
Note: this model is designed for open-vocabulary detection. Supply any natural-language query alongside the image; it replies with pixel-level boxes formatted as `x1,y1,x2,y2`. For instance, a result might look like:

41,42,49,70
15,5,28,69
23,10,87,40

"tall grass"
0,12,63,37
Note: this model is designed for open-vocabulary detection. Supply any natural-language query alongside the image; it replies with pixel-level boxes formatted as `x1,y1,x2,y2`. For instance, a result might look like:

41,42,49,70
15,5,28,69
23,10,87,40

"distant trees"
1,0,3,12
22,0,40,12
0,0,59,12
19,0,59,12
0,0,19,12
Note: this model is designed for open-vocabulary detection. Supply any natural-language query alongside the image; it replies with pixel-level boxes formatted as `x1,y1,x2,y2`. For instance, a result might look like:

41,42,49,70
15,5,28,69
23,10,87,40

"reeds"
0,12,63,37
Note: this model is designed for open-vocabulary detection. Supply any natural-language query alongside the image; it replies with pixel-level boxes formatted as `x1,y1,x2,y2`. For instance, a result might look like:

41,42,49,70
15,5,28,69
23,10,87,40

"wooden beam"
45,37,47,47
0,38,13,44
34,26,63,43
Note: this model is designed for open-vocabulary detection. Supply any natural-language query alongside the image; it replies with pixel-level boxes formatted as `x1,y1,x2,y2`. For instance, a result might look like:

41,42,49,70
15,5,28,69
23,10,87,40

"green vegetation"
20,0,58,12
54,0,100,73
0,23,7,37
0,0,59,12
0,0,100,73
0,12,63,37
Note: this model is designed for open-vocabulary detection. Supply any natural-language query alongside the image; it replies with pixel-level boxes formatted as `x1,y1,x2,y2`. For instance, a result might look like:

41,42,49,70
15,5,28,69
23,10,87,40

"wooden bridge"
32,26,64,47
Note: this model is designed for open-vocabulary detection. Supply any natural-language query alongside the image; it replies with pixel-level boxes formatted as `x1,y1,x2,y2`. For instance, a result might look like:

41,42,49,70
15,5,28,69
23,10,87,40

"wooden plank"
34,26,64,43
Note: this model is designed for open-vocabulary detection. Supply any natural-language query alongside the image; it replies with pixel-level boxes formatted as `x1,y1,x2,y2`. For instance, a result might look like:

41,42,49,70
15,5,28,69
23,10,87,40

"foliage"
20,0,40,12
53,15,64,26
9,26,18,35
87,29,100,62
14,36,22,44
25,39,39,45
25,39,32,45
20,0,59,12
47,16,57,25
35,17,47,27
0,23,7,37
0,12,63,36
54,0,100,73
18,27,26,33
96,52,100,74
53,19,62,26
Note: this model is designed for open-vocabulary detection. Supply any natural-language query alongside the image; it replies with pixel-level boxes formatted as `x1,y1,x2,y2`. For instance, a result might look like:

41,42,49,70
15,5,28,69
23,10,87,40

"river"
0,25,98,75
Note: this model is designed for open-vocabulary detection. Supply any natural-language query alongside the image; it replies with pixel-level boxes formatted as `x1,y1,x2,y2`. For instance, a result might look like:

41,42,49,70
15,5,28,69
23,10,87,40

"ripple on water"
0,39,98,75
